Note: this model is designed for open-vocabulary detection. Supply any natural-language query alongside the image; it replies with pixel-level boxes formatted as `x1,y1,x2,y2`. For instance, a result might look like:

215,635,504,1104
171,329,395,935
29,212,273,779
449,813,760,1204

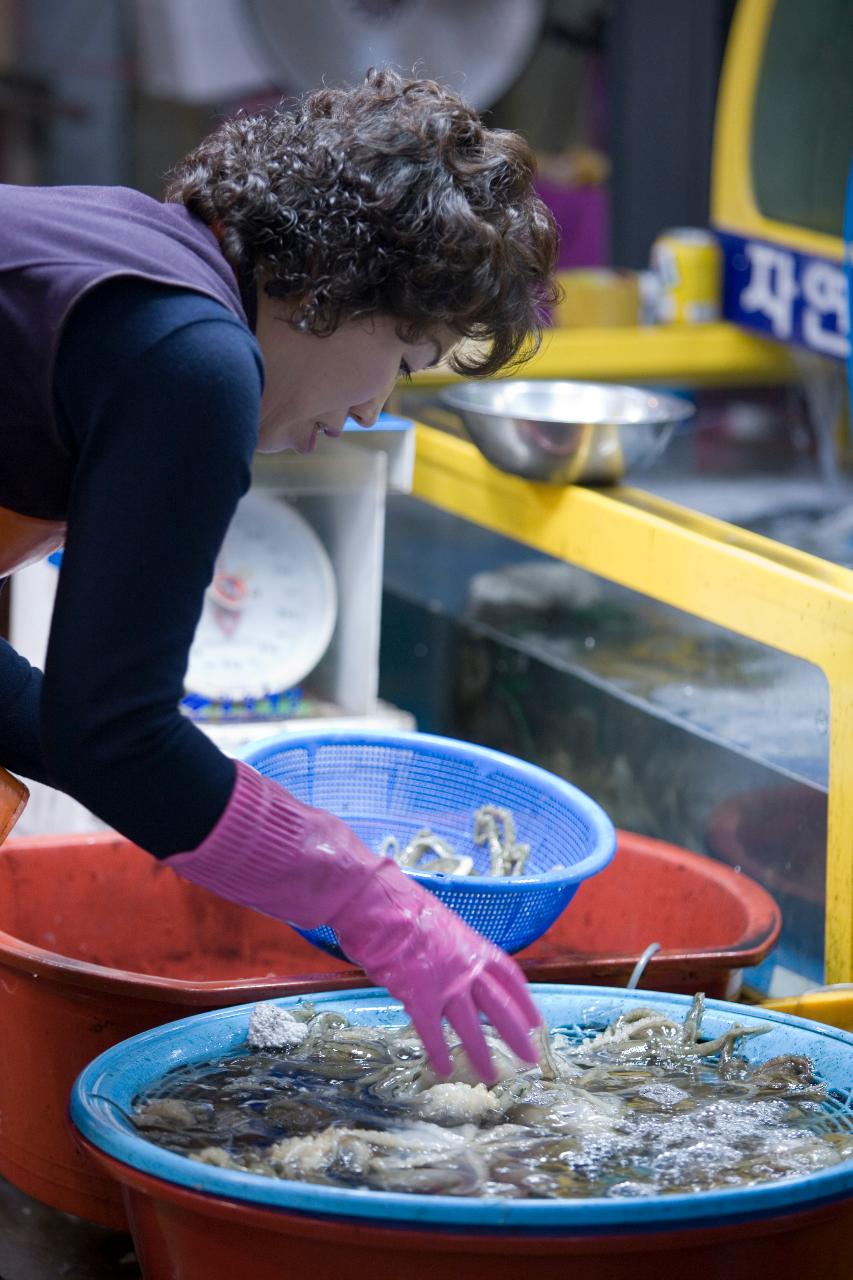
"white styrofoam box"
337,413,416,494
250,418,414,711
195,699,416,757
9,422,414,836
251,436,387,716
8,555,54,672
11,424,412,693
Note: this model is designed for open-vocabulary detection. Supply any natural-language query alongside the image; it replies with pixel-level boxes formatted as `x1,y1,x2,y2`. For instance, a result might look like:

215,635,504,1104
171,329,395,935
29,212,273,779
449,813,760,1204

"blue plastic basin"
71,985,853,1232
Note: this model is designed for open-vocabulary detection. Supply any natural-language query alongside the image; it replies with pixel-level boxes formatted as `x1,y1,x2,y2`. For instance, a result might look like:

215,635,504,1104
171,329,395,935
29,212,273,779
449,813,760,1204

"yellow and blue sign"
711,0,852,361
718,230,849,359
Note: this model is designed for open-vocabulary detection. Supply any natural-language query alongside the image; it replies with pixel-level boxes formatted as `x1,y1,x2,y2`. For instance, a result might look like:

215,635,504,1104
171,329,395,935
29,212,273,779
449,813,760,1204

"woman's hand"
167,761,541,1081
329,852,542,1081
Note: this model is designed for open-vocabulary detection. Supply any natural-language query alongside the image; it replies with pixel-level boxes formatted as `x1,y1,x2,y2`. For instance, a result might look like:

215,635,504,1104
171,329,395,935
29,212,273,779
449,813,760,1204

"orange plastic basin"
77,1137,853,1280
521,827,781,996
0,828,779,1227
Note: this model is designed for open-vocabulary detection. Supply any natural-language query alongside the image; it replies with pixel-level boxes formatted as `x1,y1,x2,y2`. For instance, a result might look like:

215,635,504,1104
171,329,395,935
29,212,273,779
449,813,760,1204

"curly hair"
165,68,559,376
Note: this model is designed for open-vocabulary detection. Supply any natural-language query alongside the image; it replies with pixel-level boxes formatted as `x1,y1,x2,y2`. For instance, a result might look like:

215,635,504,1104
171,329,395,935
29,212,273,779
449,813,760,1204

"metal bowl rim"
441,380,695,427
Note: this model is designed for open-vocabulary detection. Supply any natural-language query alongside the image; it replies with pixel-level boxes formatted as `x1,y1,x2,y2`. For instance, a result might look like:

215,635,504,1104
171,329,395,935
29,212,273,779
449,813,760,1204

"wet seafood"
379,829,473,876
473,805,530,876
247,1003,310,1051
576,993,769,1062
379,804,530,877
132,995,853,1200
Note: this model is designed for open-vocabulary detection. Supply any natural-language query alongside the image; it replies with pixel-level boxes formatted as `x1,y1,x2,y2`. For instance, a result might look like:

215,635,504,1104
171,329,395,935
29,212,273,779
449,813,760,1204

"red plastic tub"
522,828,781,996
0,828,779,1226
0,833,357,1227
76,1135,853,1280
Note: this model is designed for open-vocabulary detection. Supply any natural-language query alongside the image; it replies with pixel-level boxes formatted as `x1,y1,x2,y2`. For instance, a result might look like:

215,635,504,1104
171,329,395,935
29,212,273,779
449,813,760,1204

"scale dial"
184,490,337,704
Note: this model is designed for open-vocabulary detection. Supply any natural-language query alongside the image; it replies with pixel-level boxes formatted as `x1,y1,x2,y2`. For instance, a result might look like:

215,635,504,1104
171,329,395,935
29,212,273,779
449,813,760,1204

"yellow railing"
411,424,853,984
413,322,796,389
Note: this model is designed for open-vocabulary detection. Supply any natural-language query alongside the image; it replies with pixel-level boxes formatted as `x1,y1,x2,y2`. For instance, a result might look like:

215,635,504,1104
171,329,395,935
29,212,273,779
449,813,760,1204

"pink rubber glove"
166,760,541,1081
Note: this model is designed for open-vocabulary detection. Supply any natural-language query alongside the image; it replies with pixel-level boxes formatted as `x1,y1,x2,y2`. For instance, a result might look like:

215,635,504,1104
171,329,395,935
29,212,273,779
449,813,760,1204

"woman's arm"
46,278,540,1082
0,631,48,783
44,280,263,854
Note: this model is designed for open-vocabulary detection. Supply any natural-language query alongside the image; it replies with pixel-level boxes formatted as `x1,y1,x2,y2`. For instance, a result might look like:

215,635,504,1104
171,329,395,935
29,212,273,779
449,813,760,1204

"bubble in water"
131,1007,851,1202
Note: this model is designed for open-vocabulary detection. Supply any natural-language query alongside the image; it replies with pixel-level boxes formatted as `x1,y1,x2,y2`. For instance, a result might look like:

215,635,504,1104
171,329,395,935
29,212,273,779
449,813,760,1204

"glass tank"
382,382,851,989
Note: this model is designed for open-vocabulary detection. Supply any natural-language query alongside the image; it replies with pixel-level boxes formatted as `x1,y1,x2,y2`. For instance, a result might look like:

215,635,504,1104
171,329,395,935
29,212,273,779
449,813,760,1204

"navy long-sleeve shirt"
0,277,265,855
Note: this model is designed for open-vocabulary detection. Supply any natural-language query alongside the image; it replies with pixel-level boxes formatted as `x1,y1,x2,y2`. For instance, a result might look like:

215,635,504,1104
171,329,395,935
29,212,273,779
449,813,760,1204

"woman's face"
255,295,451,454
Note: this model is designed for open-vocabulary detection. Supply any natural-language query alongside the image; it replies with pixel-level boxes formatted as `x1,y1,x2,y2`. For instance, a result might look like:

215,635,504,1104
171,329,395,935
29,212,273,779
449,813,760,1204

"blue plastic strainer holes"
239,729,616,956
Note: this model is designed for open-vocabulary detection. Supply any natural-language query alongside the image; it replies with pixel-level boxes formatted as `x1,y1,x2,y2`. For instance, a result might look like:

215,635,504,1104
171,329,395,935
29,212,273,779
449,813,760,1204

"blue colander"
239,729,615,957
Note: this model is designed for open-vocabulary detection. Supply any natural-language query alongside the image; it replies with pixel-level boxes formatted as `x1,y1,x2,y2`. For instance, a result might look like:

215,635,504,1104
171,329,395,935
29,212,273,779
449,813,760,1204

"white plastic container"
10,420,416,834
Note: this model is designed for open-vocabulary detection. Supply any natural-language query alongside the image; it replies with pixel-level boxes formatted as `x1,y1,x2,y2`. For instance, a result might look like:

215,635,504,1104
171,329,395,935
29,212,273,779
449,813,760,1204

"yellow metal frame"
711,0,844,262
412,322,794,390
763,989,853,1032
407,0,853,1000
412,424,853,984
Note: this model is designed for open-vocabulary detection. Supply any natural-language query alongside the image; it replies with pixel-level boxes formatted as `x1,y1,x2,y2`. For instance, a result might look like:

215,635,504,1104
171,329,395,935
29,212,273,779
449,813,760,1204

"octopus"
131,995,852,1200
379,804,531,878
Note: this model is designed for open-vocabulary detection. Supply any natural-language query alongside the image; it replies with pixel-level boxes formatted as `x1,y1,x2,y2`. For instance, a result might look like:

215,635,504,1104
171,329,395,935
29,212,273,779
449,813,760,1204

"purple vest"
0,184,247,519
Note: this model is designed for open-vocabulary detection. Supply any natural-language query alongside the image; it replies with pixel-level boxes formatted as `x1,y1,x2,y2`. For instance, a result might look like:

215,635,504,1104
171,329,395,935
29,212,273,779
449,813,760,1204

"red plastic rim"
0,828,782,998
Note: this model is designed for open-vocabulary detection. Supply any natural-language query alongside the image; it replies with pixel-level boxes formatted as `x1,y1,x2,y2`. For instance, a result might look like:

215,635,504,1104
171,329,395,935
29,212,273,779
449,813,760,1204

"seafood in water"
473,805,530,876
132,995,853,1200
379,804,531,877
576,993,768,1061
379,829,474,876
247,1003,310,1051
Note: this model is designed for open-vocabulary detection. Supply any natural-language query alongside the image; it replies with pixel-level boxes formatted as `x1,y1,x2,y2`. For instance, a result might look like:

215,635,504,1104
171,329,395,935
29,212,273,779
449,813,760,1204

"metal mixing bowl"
441,380,695,484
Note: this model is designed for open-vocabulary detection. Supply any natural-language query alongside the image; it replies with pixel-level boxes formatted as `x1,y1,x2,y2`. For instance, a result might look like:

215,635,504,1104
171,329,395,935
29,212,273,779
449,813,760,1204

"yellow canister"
650,227,722,323
552,269,641,328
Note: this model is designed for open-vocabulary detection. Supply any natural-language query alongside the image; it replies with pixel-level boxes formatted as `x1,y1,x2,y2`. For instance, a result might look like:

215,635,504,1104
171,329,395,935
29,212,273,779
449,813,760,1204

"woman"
0,69,558,1082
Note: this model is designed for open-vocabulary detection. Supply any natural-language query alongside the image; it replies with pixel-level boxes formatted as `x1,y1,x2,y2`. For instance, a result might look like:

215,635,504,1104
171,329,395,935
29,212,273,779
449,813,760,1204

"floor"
0,1175,142,1280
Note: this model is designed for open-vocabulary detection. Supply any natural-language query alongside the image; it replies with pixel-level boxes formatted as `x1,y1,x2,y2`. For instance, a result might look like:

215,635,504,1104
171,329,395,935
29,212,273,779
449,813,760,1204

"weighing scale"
8,414,416,832
182,489,337,722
